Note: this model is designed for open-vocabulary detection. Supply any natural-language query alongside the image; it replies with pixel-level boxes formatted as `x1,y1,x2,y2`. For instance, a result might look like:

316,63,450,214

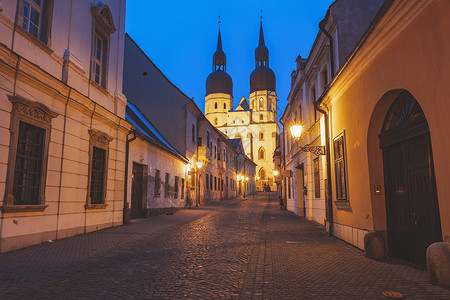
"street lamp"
289,123,325,156
273,170,279,176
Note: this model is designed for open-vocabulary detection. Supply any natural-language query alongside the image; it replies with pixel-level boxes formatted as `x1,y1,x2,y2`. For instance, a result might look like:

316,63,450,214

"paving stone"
0,193,449,299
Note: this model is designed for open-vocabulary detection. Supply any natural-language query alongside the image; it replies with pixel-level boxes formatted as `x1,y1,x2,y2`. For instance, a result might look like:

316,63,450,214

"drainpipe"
318,14,335,78
314,103,333,237
123,129,137,225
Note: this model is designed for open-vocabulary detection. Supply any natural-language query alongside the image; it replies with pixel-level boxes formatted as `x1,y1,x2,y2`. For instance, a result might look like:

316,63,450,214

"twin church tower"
205,22,279,189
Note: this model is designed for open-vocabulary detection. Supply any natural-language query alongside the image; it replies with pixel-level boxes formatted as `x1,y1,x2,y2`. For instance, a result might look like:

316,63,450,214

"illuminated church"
205,22,279,190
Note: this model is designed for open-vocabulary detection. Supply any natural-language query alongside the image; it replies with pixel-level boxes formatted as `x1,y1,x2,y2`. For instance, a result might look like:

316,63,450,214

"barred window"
164,173,170,197
155,169,161,196
86,129,112,207
334,134,347,200
181,179,185,198
314,158,320,198
13,122,45,205
174,176,179,199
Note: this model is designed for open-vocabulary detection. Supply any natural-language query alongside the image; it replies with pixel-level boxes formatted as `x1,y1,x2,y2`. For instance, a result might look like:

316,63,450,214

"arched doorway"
380,91,442,264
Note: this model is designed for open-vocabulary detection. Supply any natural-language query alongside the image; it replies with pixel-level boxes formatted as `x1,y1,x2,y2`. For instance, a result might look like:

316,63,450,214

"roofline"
125,33,203,115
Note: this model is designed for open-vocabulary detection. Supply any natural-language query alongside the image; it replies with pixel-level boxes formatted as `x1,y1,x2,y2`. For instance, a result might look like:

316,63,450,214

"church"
205,22,279,191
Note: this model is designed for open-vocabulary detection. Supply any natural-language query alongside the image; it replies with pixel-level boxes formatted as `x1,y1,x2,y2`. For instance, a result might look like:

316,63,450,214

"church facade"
205,23,279,191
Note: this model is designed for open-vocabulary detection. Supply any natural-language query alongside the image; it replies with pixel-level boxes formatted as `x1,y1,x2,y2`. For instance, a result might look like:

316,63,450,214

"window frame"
174,176,179,199
90,4,116,89
333,132,348,202
314,157,320,198
3,96,58,212
164,173,170,198
16,0,54,47
86,129,113,209
154,169,161,196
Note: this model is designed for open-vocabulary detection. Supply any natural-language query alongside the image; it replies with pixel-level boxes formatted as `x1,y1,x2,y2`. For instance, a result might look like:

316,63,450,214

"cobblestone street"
0,193,449,299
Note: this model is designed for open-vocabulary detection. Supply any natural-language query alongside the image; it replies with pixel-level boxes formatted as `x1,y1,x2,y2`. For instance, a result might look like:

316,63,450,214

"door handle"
411,212,418,227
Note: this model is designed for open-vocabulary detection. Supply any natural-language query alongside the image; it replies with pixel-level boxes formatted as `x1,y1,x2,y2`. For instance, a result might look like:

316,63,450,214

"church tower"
249,21,277,124
205,27,233,127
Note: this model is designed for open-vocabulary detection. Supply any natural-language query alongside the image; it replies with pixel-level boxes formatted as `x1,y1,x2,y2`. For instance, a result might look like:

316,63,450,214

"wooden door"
381,91,442,264
131,163,144,219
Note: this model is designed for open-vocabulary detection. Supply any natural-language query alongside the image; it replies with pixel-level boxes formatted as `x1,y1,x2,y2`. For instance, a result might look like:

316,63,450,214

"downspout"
56,87,72,239
123,129,137,225
318,14,335,78
318,14,334,237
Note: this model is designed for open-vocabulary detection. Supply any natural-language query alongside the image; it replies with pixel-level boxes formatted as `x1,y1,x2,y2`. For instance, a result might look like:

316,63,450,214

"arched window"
259,132,264,141
259,168,266,180
258,147,265,160
214,118,218,125
214,102,218,109
224,103,226,109
235,133,242,140
260,114,263,121
252,100,255,109
259,97,264,110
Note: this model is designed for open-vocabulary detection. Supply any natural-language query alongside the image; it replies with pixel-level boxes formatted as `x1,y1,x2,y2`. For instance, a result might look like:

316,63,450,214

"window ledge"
90,80,109,95
1,204,48,213
334,200,350,209
85,203,108,210
16,26,53,55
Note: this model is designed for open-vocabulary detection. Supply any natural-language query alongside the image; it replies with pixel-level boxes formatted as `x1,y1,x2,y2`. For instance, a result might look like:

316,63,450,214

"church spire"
217,27,223,51
259,21,265,46
212,23,226,72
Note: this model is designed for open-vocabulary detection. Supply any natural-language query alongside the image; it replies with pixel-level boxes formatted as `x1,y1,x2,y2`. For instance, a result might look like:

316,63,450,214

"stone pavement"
0,193,449,299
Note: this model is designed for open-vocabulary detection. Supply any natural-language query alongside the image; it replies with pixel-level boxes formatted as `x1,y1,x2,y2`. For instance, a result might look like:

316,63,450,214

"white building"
0,0,129,252
205,24,279,191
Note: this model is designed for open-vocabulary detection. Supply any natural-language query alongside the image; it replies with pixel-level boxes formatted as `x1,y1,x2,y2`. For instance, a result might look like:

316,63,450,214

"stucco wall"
327,0,450,238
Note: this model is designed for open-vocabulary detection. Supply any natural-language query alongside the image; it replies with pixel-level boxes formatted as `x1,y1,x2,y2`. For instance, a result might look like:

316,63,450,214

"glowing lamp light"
273,170,279,176
256,176,260,180
196,161,203,169
187,164,191,171
290,124,303,140
245,177,249,181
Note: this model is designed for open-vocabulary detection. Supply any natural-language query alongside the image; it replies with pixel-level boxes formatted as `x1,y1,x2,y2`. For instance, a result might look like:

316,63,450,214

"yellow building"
205,23,279,191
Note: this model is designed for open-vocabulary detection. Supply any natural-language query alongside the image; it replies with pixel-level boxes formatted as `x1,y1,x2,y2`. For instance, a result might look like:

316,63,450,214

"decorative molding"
10,95,59,124
88,129,114,146
91,4,116,34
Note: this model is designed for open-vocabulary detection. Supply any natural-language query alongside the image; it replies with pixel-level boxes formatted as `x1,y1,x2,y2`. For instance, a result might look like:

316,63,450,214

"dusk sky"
125,0,335,119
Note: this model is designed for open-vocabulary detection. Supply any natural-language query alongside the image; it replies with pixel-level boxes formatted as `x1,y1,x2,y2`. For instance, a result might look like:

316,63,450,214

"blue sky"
125,0,335,118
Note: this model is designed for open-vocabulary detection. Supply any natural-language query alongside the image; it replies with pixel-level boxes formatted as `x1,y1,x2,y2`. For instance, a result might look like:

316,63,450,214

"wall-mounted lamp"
289,123,325,156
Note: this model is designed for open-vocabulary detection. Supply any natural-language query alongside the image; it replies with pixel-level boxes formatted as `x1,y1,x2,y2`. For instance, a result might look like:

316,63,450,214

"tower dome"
250,22,276,93
206,28,233,96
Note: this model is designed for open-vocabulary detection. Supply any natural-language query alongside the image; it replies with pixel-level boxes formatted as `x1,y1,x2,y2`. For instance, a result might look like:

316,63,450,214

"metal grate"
90,147,106,204
13,121,45,205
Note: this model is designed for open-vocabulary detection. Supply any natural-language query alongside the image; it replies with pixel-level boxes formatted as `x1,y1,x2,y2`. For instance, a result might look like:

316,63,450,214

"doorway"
380,91,442,264
131,163,145,219
296,164,305,217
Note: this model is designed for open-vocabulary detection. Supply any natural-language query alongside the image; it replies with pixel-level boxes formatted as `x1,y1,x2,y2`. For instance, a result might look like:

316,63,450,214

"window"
214,118,218,126
206,173,209,190
259,132,264,141
210,174,213,190
181,179,185,198
260,114,263,121
226,177,228,187
221,179,224,191
214,102,218,109
86,129,113,207
3,97,58,212
174,176,179,199
314,158,320,198
224,103,226,110
258,147,265,160
288,177,291,199
259,97,264,110
235,133,241,140
18,0,53,45
207,131,210,149
214,145,217,159
91,4,116,89
214,176,217,190
13,122,45,205
155,169,161,196
198,137,202,146
164,173,170,197
334,133,347,201
259,168,266,180
191,124,196,143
